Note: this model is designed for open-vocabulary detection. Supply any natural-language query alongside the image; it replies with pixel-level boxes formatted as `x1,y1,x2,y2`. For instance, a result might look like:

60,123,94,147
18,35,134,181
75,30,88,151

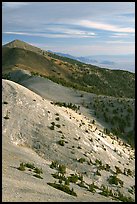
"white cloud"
77,20,135,33
3,31,96,39
47,27,96,36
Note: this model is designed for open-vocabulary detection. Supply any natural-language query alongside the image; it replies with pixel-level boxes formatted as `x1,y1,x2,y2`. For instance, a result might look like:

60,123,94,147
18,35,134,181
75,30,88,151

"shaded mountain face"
2,79,135,202
2,40,135,98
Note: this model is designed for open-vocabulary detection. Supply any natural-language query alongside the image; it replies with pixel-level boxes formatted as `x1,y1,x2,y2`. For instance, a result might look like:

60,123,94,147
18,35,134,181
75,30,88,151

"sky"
2,2,135,57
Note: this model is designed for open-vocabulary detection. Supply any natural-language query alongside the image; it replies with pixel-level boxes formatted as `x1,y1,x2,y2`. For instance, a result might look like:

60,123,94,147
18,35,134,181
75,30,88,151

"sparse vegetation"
100,185,112,197
54,102,80,111
17,162,43,179
47,182,77,197
116,190,134,202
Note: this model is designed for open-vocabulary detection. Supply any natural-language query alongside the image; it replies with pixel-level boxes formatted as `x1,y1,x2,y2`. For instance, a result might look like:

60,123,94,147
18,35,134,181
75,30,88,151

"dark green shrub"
17,162,25,171
68,174,79,183
77,181,87,189
78,158,86,163
104,128,110,135
89,138,93,142
61,135,65,139
115,166,122,174
33,174,43,179
56,124,61,128
95,159,102,166
88,182,96,193
52,173,61,179
92,120,95,124
55,117,60,121
114,148,117,152
50,160,59,169
105,164,110,171
49,125,54,130
25,163,35,169
52,172,65,180
100,185,113,197
78,174,83,182
51,122,55,126
3,101,8,104
108,175,123,187
59,178,63,184
100,185,109,197
127,168,132,176
57,140,65,146
95,170,101,176
54,102,79,111
58,130,63,134
34,167,43,174
58,164,66,175
65,178,70,186
47,183,77,196
128,186,135,194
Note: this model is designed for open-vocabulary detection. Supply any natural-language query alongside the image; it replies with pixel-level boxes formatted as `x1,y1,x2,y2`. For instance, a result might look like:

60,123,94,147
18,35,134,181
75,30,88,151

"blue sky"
2,2,135,56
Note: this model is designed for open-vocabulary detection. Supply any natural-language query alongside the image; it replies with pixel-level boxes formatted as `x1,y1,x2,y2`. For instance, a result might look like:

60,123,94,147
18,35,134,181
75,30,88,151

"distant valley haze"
48,51,135,73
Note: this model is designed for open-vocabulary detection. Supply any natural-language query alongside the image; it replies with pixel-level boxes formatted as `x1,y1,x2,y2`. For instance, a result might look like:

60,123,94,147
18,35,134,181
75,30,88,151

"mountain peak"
3,39,46,54
4,39,29,47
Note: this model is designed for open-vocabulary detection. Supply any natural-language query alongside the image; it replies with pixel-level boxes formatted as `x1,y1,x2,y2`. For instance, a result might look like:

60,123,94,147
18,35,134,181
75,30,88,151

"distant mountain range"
49,51,134,73
48,51,112,64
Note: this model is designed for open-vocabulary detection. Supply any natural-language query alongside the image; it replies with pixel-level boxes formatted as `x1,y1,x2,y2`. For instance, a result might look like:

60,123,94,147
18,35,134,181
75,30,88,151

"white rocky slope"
2,79,135,202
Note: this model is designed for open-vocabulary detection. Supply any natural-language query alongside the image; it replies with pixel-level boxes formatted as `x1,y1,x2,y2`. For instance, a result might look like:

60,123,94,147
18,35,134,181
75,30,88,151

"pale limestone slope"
2,79,135,202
